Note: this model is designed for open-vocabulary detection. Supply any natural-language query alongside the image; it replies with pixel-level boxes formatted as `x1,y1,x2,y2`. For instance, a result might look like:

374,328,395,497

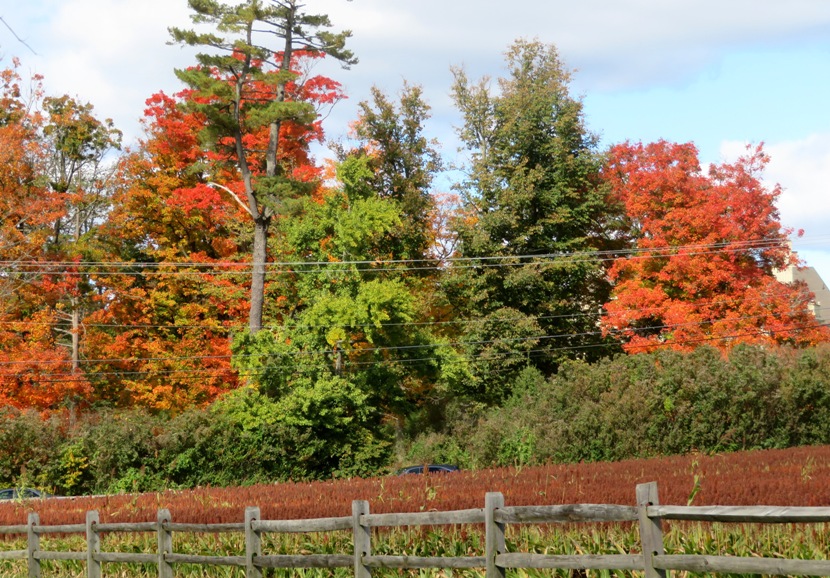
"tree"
346,83,443,263
169,0,355,333
41,95,121,374
0,63,53,309
448,39,617,401
231,154,470,471
601,140,830,352
0,64,94,411
257,154,459,401
86,90,249,410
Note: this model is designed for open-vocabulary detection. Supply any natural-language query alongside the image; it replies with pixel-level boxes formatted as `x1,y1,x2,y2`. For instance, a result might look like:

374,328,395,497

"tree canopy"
0,27,827,482
602,140,829,352
169,0,355,333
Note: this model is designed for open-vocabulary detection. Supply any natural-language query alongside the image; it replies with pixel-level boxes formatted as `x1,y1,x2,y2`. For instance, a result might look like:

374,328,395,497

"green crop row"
2,522,829,577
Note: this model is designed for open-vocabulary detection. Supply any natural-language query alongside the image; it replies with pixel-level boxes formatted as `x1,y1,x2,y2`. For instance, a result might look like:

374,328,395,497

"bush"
407,344,830,468
7,343,830,493
0,408,64,489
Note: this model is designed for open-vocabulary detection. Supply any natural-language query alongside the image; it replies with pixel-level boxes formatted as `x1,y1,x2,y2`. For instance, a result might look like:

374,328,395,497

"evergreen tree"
169,0,355,333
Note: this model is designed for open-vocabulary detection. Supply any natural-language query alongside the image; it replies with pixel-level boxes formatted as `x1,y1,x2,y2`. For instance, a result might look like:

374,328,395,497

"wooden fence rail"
1,481,830,576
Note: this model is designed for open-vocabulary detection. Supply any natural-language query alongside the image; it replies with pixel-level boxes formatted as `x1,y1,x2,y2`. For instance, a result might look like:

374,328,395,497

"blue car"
0,488,47,500
396,464,460,475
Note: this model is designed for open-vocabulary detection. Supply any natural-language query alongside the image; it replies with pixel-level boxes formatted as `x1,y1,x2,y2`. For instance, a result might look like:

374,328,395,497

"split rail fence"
2,481,830,577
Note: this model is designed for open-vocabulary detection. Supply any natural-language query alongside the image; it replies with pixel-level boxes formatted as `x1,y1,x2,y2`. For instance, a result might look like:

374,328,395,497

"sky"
4,0,830,279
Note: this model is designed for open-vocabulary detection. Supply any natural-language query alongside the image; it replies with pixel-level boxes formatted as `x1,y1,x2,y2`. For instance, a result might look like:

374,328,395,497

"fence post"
27,512,40,578
352,500,371,578
157,509,173,578
86,510,101,578
636,482,666,578
245,506,262,578
485,492,505,578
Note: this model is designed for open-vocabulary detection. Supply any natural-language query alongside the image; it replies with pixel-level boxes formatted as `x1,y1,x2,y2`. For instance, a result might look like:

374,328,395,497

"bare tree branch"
0,16,38,55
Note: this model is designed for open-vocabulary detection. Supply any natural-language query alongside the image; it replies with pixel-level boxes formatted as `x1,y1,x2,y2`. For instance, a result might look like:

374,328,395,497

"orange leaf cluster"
602,141,829,352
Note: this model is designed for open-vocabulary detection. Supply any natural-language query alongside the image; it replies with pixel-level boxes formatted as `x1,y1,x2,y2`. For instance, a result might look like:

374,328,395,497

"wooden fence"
2,481,830,577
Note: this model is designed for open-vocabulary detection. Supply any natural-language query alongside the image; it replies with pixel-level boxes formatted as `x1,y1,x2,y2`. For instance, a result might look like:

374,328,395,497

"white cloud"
719,134,830,235
7,0,830,277
767,135,830,283
320,0,830,91
769,135,830,224
763,134,830,238
9,0,830,163
16,0,195,143
720,134,830,280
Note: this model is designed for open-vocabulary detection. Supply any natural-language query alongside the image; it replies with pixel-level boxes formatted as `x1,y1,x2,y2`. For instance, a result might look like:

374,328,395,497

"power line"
2,298,828,336
0,16,37,55
0,235,815,277
8,321,828,385
1,314,825,374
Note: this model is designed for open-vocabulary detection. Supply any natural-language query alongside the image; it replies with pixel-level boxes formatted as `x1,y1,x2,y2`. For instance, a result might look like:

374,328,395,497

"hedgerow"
3,344,830,495
406,343,830,467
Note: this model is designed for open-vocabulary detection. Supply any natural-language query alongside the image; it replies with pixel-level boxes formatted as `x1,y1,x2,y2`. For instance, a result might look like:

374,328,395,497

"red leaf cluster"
602,141,830,352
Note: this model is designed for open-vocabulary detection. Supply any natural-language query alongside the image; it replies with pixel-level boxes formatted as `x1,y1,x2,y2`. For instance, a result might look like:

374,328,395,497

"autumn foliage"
1,30,830,490
602,140,829,352
0,64,95,410
73,51,343,411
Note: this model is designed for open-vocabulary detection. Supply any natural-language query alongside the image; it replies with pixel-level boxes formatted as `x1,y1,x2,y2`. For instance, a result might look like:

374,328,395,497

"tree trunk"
71,297,80,373
249,216,270,333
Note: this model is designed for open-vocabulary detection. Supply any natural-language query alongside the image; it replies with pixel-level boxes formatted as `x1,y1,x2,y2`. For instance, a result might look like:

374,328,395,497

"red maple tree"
601,140,829,352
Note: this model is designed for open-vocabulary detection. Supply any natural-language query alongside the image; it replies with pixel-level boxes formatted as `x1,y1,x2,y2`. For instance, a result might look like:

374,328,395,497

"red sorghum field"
1,445,828,526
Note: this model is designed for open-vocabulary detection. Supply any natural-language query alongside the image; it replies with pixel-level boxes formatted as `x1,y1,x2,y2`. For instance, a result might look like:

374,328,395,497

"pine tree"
169,0,355,333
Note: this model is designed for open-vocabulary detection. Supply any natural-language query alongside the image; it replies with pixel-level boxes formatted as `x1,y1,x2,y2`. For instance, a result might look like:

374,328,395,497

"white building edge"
774,264,830,324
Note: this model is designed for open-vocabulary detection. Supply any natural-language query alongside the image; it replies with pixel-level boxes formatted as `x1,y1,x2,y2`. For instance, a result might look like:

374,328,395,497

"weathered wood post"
636,482,666,578
485,492,506,578
85,510,101,578
352,500,371,578
157,509,173,578
245,506,262,578
27,512,40,578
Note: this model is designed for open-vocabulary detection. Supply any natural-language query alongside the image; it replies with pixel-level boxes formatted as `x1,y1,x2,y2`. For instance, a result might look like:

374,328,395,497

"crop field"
2,444,829,526
1,445,830,576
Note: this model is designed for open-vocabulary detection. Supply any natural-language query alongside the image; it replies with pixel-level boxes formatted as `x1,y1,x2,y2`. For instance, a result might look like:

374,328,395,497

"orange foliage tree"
84,51,345,412
84,91,248,410
602,140,829,352
0,63,93,410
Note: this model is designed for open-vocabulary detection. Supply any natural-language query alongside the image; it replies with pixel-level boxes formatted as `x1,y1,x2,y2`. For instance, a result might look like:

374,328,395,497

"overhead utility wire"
2,313,825,372
2,298,827,336
0,311,786,367
15,320,830,384
0,236,809,273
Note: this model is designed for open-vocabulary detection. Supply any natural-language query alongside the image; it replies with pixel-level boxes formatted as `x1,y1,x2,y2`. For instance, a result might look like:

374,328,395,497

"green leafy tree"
346,83,443,263
448,40,618,401
232,155,470,473
169,0,356,333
